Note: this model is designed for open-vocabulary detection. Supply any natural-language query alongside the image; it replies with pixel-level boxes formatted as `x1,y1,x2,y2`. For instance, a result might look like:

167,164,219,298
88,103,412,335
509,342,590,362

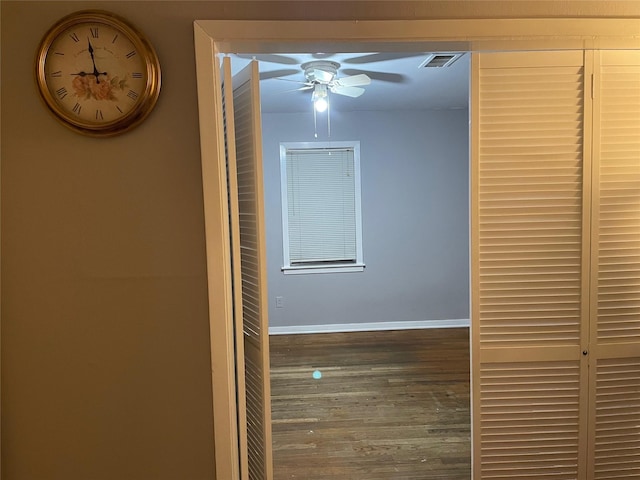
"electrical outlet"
275,296,284,308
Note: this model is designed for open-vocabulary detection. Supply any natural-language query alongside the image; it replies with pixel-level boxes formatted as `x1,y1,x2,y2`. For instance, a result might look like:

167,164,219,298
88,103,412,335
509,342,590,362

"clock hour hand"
70,71,107,77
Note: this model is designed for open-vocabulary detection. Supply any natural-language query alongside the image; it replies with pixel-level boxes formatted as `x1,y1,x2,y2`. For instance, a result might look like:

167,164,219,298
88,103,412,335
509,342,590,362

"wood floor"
269,328,471,480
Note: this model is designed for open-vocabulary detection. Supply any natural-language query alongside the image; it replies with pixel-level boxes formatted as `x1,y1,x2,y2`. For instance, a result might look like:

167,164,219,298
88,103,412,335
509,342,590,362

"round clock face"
36,11,161,136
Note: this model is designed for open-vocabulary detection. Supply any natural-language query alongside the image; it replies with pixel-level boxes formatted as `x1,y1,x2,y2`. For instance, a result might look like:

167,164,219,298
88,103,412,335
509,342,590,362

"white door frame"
193,17,640,480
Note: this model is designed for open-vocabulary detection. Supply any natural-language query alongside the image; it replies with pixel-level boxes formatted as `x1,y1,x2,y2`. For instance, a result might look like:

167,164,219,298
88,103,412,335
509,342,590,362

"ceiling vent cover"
419,53,463,68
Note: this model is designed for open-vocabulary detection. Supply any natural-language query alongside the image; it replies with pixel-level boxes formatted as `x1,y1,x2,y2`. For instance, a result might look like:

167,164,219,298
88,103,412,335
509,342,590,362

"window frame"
279,141,364,275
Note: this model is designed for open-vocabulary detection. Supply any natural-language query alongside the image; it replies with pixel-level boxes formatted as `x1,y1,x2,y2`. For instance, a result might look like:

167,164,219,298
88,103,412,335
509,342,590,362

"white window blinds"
281,142,363,273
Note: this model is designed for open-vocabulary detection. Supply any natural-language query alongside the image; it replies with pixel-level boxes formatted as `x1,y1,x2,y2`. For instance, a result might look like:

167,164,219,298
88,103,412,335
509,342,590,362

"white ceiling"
230,52,470,114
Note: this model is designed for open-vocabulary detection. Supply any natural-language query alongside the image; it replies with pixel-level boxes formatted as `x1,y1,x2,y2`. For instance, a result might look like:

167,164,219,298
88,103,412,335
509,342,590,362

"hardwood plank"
270,328,471,479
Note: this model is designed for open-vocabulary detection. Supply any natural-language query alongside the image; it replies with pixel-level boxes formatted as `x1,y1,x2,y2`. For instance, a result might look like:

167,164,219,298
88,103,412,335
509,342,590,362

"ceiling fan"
301,61,371,97
277,61,372,136
275,60,372,113
237,52,419,85
233,53,421,137
235,53,418,100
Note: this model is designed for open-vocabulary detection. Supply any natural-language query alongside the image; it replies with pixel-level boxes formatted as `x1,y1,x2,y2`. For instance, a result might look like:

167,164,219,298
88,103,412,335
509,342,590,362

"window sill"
282,264,365,275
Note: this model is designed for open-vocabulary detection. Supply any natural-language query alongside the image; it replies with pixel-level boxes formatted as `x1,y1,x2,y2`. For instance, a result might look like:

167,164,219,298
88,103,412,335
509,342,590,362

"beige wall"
1,2,218,479
2,2,639,480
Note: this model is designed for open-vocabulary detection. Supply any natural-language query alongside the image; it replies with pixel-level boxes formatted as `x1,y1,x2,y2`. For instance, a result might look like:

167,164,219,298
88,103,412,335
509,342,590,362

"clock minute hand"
87,38,103,84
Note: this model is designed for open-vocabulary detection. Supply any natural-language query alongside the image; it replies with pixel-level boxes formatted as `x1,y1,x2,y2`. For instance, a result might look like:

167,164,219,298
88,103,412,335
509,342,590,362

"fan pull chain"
313,104,318,138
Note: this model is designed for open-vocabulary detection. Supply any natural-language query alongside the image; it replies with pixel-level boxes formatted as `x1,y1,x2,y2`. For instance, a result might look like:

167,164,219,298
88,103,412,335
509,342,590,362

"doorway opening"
229,50,472,479
194,16,640,480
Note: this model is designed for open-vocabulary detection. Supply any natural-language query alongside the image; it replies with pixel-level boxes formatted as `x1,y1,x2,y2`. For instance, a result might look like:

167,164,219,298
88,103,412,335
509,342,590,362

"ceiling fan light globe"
314,97,328,112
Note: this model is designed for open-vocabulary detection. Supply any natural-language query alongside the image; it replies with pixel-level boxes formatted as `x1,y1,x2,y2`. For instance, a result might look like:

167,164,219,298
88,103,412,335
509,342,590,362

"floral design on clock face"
43,20,148,125
71,69,129,101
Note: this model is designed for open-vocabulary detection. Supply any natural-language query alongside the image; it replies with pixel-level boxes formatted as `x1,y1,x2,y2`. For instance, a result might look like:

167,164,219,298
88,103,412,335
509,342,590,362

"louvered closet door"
224,58,273,480
588,50,640,480
472,51,590,479
221,57,250,479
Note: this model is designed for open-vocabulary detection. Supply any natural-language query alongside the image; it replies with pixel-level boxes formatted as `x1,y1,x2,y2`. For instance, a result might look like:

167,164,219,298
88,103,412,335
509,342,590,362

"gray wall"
262,109,470,329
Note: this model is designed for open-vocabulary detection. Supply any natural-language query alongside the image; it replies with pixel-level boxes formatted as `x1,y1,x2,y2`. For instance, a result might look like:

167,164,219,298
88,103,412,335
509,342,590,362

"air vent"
419,53,463,68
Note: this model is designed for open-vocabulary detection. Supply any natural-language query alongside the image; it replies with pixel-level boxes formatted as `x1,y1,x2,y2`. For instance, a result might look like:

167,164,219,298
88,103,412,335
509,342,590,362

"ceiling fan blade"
311,52,334,59
342,69,409,84
330,85,366,98
234,53,298,65
272,77,311,86
342,52,427,64
275,85,314,94
260,69,299,80
309,68,335,83
333,74,371,87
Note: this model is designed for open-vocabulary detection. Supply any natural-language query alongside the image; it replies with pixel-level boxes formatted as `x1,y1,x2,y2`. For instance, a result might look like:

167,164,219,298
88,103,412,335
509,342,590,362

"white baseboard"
268,319,470,335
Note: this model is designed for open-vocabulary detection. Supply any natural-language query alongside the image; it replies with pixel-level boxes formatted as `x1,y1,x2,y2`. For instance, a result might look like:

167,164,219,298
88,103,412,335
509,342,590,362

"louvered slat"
591,51,640,480
594,358,640,479
235,80,262,342
473,52,588,480
478,60,585,348
232,61,273,480
480,362,581,479
245,345,266,479
595,61,640,345
222,57,249,480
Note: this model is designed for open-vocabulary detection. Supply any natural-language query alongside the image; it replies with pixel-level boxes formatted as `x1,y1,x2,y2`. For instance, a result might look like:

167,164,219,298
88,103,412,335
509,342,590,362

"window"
280,141,364,274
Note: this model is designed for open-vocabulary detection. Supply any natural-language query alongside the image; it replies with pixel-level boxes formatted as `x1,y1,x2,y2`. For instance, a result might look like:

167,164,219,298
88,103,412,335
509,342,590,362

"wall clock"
35,10,161,136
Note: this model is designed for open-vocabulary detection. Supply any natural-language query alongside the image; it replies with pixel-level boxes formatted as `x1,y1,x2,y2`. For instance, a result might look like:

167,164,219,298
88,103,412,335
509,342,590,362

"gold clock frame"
35,10,161,137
